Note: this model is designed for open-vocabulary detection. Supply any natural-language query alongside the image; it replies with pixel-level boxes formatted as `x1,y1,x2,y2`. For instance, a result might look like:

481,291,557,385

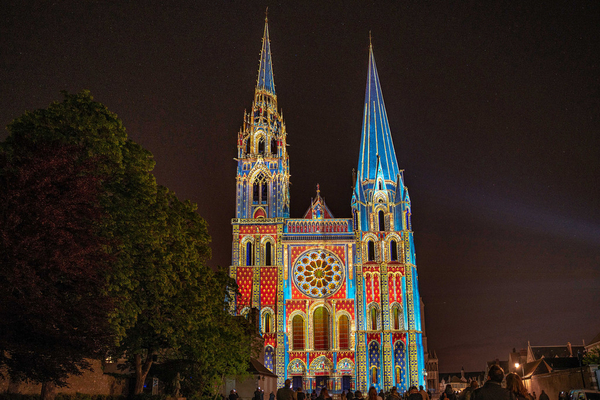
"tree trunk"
41,382,56,400
134,352,154,395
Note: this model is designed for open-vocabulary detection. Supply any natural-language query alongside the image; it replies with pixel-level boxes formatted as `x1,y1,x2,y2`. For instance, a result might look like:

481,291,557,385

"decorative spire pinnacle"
256,16,276,94
357,39,400,183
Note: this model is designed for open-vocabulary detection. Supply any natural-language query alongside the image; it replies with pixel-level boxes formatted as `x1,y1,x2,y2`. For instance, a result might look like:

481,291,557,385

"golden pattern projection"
292,249,345,298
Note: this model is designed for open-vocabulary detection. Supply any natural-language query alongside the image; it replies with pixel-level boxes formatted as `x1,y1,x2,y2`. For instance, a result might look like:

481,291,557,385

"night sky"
1,1,599,373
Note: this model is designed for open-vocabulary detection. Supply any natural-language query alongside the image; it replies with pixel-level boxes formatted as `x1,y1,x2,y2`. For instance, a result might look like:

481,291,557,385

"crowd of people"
231,365,540,400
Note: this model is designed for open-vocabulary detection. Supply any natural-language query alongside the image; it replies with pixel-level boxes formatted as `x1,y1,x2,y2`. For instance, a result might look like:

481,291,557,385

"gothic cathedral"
229,18,426,393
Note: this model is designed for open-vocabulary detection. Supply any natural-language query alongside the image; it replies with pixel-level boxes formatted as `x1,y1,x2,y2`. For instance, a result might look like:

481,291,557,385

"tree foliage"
0,142,113,387
1,91,258,396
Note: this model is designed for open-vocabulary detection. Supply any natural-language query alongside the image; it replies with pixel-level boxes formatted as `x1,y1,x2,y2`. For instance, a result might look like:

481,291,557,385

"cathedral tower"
352,41,425,390
230,19,426,394
235,17,290,220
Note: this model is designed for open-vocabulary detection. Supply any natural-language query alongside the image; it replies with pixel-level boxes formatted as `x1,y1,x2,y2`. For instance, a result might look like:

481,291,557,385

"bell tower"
235,16,290,220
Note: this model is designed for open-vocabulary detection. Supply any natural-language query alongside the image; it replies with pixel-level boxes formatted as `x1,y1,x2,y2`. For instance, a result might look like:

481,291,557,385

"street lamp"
515,363,524,377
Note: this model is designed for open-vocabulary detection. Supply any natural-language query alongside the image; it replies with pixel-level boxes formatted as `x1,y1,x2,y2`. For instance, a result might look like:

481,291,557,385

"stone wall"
0,360,129,396
526,365,599,400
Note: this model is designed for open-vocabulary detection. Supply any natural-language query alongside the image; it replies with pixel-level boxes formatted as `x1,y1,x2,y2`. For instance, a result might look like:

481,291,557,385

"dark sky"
1,1,599,373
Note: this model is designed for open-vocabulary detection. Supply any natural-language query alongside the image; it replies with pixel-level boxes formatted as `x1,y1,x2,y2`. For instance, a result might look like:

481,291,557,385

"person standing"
407,387,423,400
369,387,384,400
460,381,479,400
278,380,296,400
441,385,457,400
538,391,549,400
505,373,532,400
297,388,306,400
347,390,355,400
317,388,332,400
472,365,515,400
419,386,429,400
270,393,276,400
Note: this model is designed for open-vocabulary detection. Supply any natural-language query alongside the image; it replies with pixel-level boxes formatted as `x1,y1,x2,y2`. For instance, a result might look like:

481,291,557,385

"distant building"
505,339,599,400
439,368,485,394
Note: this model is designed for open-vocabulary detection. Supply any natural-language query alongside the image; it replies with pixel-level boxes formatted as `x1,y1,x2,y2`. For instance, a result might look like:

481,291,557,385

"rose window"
293,249,344,298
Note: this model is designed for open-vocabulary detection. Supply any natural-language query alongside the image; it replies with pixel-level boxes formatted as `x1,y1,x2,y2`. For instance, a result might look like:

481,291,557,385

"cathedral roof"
256,17,276,95
358,40,400,183
303,184,335,219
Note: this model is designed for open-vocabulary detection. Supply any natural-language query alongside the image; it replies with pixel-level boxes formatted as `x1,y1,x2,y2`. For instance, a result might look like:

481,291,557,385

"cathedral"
229,18,427,393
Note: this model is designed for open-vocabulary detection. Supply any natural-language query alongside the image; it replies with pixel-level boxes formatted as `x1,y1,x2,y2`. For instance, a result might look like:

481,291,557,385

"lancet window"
378,210,385,231
313,307,330,351
338,315,350,350
265,242,272,266
292,315,305,350
252,173,269,205
263,310,274,333
367,240,375,262
257,138,265,155
392,305,403,330
390,240,398,261
271,138,277,156
245,241,254,266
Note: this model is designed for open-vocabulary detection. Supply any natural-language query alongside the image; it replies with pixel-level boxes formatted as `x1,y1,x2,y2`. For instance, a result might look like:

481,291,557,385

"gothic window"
258,138,265,154
246,242,254,266
338,315,350,350
371,367,378,385
245,139,251,155
378,210,385,231
265,242,272,266
390,240,398,261
313,307,330,351
378,180,382,190
370,307,378,331
253,173,269,204
392,305,403,330
263,311,273,333
271,138,277,155
292,315,305,350
395,366,401,384
367,240,375,262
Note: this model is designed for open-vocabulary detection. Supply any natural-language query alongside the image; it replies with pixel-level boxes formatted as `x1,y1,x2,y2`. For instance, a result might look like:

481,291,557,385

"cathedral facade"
229,19,426,393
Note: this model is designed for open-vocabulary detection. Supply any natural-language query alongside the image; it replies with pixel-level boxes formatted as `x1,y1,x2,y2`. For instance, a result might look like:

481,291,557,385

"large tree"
1,91,257,396
0,142,114,397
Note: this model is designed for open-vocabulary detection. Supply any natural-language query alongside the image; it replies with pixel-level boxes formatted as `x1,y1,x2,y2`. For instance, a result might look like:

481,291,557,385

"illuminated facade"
230,18,426,393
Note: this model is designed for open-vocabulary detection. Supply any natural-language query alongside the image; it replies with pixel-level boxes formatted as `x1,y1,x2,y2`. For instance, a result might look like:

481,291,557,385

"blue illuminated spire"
358,40,399,182
256,16,276,94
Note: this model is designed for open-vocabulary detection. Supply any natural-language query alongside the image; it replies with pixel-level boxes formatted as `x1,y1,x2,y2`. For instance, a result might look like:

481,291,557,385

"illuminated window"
292,315,304,350
338,315,350,350
392,306,403,330
313,307,330,351
264,312,272,333
396,366,401,384
245,139,251,155
378,210,385,231
271,138,277,155
265,242,272,266
390,240,398,261
258,138,265,154
246,242,253,266
370,307,378,330
367,241,375,261
253,173,268,204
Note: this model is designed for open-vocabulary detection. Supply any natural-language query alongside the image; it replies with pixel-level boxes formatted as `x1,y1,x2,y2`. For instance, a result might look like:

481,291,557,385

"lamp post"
515,363,524,377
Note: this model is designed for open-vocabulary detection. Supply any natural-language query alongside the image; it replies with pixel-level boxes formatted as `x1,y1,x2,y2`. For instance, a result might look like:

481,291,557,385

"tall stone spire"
256,15,276,95
357,41,400,183
235,16,289,220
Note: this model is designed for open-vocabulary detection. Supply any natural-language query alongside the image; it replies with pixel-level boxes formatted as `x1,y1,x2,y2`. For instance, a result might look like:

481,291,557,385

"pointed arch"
313,306,330,351
378,210,385,231
367,240,375,262
338,314,350,350
292,314,305,350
